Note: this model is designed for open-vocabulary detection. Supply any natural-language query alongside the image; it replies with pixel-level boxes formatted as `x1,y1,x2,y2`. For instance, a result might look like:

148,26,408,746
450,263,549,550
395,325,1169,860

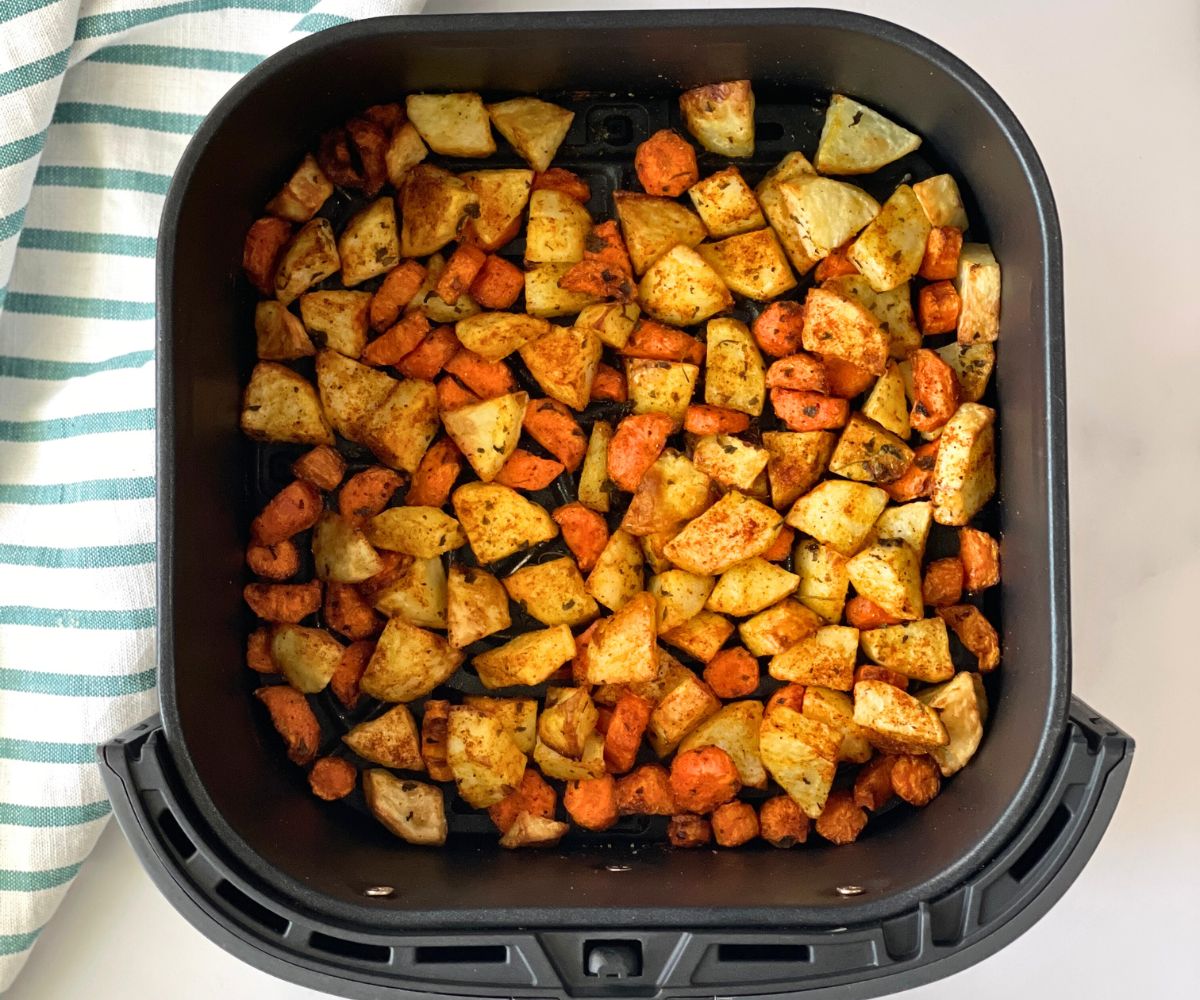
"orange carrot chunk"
683,404,750,435
468,255,525,310
635,129,699,197
552,502,610,572
395,325,460,380
522,398,588,472
620,319,705,365
532,167,591,203
607,413,674,492
370,259,427,331
765,353,829,392
406,438,462,507
361,312,430,366
752,301,806,357
771,389,849,431
494,449,565,490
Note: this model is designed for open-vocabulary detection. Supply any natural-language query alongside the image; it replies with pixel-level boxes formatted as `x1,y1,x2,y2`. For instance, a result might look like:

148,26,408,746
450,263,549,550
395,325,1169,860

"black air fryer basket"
99,9,1133,999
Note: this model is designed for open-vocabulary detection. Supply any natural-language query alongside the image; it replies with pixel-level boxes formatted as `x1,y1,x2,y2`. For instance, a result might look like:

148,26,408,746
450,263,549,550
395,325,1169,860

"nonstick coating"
157,9,1069,930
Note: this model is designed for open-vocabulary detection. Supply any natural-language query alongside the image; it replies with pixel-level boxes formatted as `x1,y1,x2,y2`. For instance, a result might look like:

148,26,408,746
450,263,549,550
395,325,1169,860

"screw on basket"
603,863,632,873
363,885,395,898
835,885,866,897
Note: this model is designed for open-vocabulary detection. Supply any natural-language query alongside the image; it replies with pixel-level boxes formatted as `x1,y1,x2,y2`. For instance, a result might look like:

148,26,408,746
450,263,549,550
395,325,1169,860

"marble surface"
11,0,1198,996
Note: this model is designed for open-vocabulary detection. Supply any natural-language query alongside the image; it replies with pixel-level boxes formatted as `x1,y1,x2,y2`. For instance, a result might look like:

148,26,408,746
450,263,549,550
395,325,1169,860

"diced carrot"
406,437,463,507
767,684,806,714
670,746,741,814
395,324,460,380
853,755,897,811
339,466,404,523
854,664,910,691
242,217,293,296
552,502,609,572
604,691,653,773
246,539,300,581
616,763,676,815
759,795,810,847
760,525,795,563
309,756,357,801
324,583,383,641
620,319,705,365
891,753,942,806
712,801,759,847
752,301,806,357
488,770,557,834
564,775,619,831
291,445,346,491
246,626,276,673
595,705,614,737
584,220,634,275
317,126,362,190
918,280,961,335
361,102,406,132
468,255,525,310
683,404,750,435
919,226,963,281
370,260,427,331
844,595,903,629
959,527,1001,591
435,244,488,303
703,647,759,699
607,413,674,492
922,557,965,607
443,349,516,398
765,353,829,392
494,449,565,490
937,605,1000,671
436,375,480,412
255,685,320,765
558,259,636,300
814,245,859,282
883,440,939,502
635,129,699,197
420,699,454,781
244,581,321,623
345,116,389,196
820,354,876,398
361,312,430,366
251,480,323,545
815,790,868,845
771,388,849,431
532,167,591,203
668,814,712,848
461,211,523,252
910,348,960,432
589,362,627,402
522,398,588,471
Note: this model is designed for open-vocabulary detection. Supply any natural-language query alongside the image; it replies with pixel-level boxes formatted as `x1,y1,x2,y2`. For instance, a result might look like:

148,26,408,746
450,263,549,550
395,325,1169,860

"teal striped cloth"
0,1,422,989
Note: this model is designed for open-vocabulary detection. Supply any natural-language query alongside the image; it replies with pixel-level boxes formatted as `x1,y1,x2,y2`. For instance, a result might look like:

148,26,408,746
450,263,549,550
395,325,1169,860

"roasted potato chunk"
848,185,931,293
759,703,840,819
779,176,879,259
677,700,767,789
815,94,920,174
738,598,822,657
400,164,479,257
956,243,1002,344
913,173,968,230
525,188,591,264
360,617,464,702
337,197,399,287
768,625,858,691
647,669,722,756
460,169,533,250
860,617,954,683
688,166,765,237
648,569,715,632
786,480,887,556
800,285,888,377
523,262,601,318
312,512,383,583
852,680,949,754
267,153,333,223
300,290,371,359
704,318,766,416
582,591,658,685
664,490,781,575
762,430,835,510
613,191,706,275
270,625,341,693
931,403,996,525
679,79,755,157
520,325,602,411
344,704,424,770
639,244,733,327
241,362,333,445
366,507,465,559
707,558,800,617
692,435,769,491
829,414,914,484
846,539,923,621
452,482,558,565
660,609,734,664
487,97,574,173
697,228,797,301
474,625,576,688
274,218,340,306
916,672,988,776
538,687,599,758
463,696,539,756
254,301,314,361
363,771,447,845
504,556,599,627
406,92,495,157
802,686,872,764
447,706,526,807
315,349,395,444
441,391,528,483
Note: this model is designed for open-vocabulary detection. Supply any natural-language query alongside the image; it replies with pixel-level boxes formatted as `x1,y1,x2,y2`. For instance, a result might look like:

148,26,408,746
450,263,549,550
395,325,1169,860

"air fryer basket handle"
98,698,1132,1000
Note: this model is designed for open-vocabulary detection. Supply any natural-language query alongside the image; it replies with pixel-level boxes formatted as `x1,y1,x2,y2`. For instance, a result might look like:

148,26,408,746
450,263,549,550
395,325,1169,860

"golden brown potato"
704,317,766,416
613,191,706,274
452,482,558,565
785,480,887,557
738,598,822,657
815,94,920,174
585,529,644,611
707,558,799,617
846,539,923,621
405,93,495,157
446,565,511,649
343,704,424,770
366,507,466,559
800,285,887,377
338,198,399,287
829,414,914,484
360,617,464,702
241,362,333,446
679,80,755,157
462,696,539,756
503,556,599,627
524,188,591,264
852,680,949,754
474,625,576,688
582,591,658,685
638,245,732,327
363,771,447,845
447,706,526,807
916,672,988,776
647,669,722,756
274,218,340,306
860,618,955,682
677,700,767,789
697,229,797,301
254,301,314,361
931,403,996,525
768,625,858,691
314,349,394,445
688,166,765,237
487,97,574,173
538,687,599,758
759,703,840,819
299,290,371,359
460,169,533,250
312,512,384,583
400,164,480,257
519,325,602,411
270,625,341,693
848,185,931,293
663,491,781,575
267,153,333,222
762,430,836,510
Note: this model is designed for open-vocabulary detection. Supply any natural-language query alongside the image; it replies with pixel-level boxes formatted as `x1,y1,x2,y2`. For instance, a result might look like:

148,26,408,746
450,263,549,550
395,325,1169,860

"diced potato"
274,218,340,305
848,185,931,292
802,686,872,763
241,362,333,446
408,252,481,323
447,706,526,808
912,173,968,231
487,97,574,173
523,263,600,318
585,529,644,611
254,301,314,361
692,434,769,491
503,556,599,627
647,670,722,756
456,312,550,362
462,696,539,755
361,617,464,701
441,392,528,483
916,672,988,776
931,403,996,525
649,569,715,632
366,507,466,559
679,80,755,157
406,93,495,157
299,291,371,359
663,490,781,575
266,153,333,222
862,361,911,437
786,480,887,556
758,703,839,818
829,413,914,484
870,501,932,557
499,811,570,848
533,730,606,781
538,687,599,758
697,229,797,301
846,539,923,620
452,482,558,565
474,625,576,688
447,564,511,648
400,164,479,257
738,598,822,657
768,625,858,690
578,420,615,513
621,451,714,536
704,317,766,416
613,191,706,274
626,359,699,430
762,430,836,510
575,301,640,350
823,275,921,360
363,771,446,846
778,177,880,259
384,122,429,187
814,94,921,174
860,618,955,682
582,591,658,685
459,169,534,251
525,188,591,264
638,245,732,327
344,705,424,770
520,325,601,411
312,512,383,583
677,701,767,788
688,167,765,237
271,625,341,693
707,558,800,617
800,285,888,376
852,680,949,754
370,556,447,628
363,379,440,474
338,198,400,286
640,532,675,574
794,540,850,623
936,342,995,403
956,243,1001,344
755,151,820,275
660,610,734,663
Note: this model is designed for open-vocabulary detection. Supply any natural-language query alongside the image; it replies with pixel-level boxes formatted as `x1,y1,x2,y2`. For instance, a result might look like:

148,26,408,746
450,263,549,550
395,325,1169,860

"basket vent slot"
414,944,507,965
214,879,289,935
309,931,391,964
716,943,811,964
1011,802,1072,882
155,807,196,860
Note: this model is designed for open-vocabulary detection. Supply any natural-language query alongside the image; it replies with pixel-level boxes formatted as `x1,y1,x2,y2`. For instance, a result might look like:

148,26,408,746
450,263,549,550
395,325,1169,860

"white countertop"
10,0,1199,996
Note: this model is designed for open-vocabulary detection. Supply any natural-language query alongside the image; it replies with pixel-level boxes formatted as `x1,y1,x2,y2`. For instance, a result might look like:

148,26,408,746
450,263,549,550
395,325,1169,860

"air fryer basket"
100,9,1132,1000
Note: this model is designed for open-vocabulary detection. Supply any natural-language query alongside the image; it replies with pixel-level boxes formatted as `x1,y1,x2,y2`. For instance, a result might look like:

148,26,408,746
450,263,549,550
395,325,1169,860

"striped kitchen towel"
0,0,424,990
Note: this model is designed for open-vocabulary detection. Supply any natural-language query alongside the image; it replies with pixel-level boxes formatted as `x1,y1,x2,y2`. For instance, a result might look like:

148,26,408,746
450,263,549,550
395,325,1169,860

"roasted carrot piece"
291,445,346,491
584,219,634,274
317,126,363,189
339,466,404,523
766,683,806,715
589,362,627,402
820,354,876,398
918,280,961,335
620,319,705,365
361,312,430,366
771,388,849,431
309,756,357,801
246,626,276,673
959,527,1000,591
853,755,897,811
345,116,389,196
604,691,653,773
670,746,741,814
370,259,426,331
919,226,963,281
251,480,322,545
883,440,939,502
361,102,406,132
324,582,382,641
565,775,619,831
443,349,516,398
854,664,910,691
595,705,614,737
522,398,588,472
683,403,750,435
552,502,609,572
435,244,488,303
395,324,460,380
814,245,859,282
242,217,293,296
616,763,676,815
759,795,810,847
468,255,525,309
255,685,320,765
559,258,636,300
607,412,674,492
244,581,321,623
845,595,904,629
703,647,759,699
488,770,557,834
532,167,591,203
712,801,759,847
752,300,806,357
668,814,712,848
330,640,372,711
436,375,480,412
420,699,454,781
815,790,868,845
760,525,795,563
246,538,300,581
406,437,463,507
765,353,829,392
923,557,965,607
635,129,699,197
494,449,565,490
938,605,1001,671
891,754,942,806
910,348,960,432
